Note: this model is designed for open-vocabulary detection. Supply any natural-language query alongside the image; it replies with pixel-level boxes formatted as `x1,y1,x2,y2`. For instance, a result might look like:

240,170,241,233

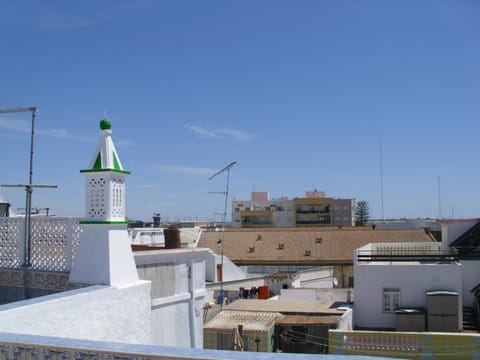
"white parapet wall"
135,248,209,349
0,283,152,345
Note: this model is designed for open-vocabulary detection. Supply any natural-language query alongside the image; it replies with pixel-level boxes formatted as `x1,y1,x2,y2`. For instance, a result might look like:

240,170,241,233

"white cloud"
0,118,95,142
115,139,135,147
154,165,217,176
0,118,30,133
186,125,253,142
137,183,162,189
36,2,156,30
37,128,94,142
186,125,219,139
215,128,253,141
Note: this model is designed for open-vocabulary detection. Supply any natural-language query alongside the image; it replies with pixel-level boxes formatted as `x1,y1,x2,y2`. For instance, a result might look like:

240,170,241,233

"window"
383,288,400,312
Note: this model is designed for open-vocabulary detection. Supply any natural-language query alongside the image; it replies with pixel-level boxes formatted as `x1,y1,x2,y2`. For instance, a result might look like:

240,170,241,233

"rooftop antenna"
208,161,236,308
437,175,442,219
379,142,384,220
0,107,57,299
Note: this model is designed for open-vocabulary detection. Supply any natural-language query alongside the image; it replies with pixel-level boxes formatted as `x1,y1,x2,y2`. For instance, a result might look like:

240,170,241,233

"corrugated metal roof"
275,315,338,325
223,299,344,315
204,310,283,332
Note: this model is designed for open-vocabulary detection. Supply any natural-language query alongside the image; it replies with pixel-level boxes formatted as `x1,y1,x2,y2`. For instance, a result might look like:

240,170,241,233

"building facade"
232,191,355,228
353,241,462,331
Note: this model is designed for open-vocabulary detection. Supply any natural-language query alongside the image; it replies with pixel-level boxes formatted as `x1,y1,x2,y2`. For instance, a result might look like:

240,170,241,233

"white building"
353,242,462,331
438,218,480,306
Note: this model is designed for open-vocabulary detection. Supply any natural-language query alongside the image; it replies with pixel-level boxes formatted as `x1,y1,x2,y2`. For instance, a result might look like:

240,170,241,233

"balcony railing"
356,249,459,263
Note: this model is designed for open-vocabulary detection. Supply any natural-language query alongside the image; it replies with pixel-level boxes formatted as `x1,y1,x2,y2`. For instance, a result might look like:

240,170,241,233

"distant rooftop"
198,228,436,265
204,310,283,332
223,299,345,316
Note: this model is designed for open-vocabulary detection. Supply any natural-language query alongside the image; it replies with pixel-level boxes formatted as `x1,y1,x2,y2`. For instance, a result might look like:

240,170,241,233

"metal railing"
356,249,459,263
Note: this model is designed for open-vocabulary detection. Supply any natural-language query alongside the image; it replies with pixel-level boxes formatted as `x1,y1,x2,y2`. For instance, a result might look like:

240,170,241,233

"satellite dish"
333,277,338,287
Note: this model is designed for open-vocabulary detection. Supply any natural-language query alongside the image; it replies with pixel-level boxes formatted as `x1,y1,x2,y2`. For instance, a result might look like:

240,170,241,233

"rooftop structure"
69,119,138,287
204,310,283,352
198,227,436,266
199,227,437,288
353,242,462,331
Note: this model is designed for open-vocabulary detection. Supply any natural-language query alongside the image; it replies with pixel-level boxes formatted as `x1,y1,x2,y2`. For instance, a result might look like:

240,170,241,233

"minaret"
80,118,130,223
69,119,139,286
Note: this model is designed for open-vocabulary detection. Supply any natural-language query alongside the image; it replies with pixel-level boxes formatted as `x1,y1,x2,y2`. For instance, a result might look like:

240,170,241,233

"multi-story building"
232,191,355,228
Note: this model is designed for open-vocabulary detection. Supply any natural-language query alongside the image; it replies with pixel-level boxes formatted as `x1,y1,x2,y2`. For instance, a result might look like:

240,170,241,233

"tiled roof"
204,310,283,332
198,227,435,265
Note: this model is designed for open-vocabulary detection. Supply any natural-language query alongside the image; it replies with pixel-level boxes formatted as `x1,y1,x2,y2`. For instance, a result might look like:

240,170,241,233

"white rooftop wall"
0,283,152,344
135,248,209,348
354,262,462,329
205,250,246,283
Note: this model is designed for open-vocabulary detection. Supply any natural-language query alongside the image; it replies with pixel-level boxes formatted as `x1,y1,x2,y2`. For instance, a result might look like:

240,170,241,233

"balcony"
296,214,331,226
295,206,330,215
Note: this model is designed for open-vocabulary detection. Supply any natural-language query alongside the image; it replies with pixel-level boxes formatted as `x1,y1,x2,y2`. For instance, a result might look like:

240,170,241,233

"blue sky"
0,1,479,222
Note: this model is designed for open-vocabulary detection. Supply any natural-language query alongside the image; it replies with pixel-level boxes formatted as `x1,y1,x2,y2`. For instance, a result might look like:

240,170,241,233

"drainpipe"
188,260,199,348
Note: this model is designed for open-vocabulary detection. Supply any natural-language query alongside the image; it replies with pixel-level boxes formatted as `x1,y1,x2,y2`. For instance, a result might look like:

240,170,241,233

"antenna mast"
0,107,57,299
379,142,384,220
209,161,236,307
437,175,442,219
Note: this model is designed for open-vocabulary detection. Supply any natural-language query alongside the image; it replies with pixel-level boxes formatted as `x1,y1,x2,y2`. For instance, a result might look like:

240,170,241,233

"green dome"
100,118,111,130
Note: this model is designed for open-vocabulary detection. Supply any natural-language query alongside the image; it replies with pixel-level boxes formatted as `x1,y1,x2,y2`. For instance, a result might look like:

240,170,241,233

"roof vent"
304,249,312,256
248,246,255,253
316,237,322,243
277,243,285,250
256,234,262,241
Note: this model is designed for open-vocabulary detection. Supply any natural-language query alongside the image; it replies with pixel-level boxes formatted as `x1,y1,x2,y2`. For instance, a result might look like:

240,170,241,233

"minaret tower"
69,119,139,286
81,118,130,223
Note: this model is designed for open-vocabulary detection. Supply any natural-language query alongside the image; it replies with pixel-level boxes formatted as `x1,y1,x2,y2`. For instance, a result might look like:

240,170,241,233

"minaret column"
69,119,138,286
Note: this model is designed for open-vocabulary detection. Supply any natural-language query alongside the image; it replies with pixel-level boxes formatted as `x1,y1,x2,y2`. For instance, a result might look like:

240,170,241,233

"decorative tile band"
0,269,72,291
0,342,166,360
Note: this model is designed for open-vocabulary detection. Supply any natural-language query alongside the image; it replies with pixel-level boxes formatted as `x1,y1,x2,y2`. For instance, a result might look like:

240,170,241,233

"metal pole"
0,107,39,299
379,142,384,220
219,167,230,308
209,161,236,308
25,109,37,268
255,336,260,352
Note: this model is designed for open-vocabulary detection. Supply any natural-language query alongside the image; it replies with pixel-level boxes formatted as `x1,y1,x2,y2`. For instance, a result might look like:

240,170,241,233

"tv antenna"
379,142,384,220
437,175,442,219
208,161,236,307
0,107,57,299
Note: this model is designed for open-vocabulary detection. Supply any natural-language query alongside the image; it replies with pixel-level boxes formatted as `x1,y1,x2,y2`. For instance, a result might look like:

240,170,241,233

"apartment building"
232,191,355,228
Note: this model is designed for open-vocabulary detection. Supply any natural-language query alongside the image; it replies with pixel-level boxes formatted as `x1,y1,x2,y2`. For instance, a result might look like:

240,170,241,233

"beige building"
232,191,355,228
